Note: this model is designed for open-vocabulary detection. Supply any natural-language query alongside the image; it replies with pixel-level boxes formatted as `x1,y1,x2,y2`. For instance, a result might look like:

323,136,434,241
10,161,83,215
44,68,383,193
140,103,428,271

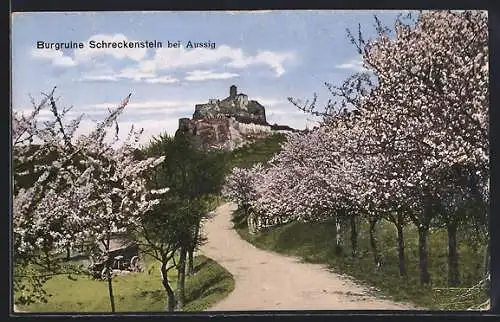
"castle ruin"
191,85,267,125
177,85,296,150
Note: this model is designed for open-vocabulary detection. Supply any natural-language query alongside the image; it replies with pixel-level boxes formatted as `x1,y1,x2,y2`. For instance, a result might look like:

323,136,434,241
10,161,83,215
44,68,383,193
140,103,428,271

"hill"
228,132,287,169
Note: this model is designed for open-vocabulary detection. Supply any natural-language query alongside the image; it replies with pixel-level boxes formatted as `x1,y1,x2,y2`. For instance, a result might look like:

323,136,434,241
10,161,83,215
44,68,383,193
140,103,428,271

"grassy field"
17,255,234,313
233,208,488,310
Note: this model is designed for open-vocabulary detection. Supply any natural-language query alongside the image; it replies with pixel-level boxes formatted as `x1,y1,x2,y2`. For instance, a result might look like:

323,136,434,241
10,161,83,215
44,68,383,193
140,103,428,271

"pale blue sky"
11,10,413,143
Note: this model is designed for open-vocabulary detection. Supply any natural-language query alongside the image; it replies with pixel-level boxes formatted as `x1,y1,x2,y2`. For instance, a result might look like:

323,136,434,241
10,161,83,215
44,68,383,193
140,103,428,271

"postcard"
11,10,490,313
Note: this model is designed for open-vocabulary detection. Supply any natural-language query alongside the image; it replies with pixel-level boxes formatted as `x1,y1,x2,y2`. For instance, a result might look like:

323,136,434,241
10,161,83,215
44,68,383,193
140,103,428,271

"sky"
11,10,412,144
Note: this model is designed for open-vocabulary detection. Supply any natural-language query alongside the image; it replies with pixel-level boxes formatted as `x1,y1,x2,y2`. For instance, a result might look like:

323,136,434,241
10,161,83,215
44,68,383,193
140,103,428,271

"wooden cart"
88,235,144,279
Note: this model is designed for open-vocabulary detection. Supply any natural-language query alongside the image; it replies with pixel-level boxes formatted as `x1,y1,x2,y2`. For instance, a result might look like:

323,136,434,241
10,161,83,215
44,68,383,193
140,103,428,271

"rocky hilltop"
176,85,298,150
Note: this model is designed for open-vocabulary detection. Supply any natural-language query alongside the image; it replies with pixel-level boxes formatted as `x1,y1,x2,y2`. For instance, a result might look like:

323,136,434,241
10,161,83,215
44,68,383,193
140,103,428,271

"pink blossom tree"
251,120,368,256
280,10,488,285
352,10,489,285
222,164,264,233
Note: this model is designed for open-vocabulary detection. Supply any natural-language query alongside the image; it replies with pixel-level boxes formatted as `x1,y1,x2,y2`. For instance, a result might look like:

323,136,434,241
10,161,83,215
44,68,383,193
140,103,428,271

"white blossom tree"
12,89,167,311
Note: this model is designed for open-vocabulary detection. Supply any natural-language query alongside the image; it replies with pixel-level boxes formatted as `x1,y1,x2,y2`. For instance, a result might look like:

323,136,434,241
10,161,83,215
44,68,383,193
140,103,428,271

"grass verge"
17,255,234,313
233,208,488,310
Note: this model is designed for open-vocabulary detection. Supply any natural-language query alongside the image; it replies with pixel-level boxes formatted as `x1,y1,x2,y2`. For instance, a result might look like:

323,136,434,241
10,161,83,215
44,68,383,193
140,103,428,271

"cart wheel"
101,267,108,280
130,256,140,271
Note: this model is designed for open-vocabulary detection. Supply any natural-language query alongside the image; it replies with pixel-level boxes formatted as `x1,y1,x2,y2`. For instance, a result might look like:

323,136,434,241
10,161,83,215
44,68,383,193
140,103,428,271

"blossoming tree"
352,10,488,285
231,11,488,290
12,89,167,311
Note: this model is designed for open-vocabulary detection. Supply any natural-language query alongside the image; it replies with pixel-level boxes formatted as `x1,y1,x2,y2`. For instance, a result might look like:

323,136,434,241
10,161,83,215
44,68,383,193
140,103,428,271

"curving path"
200,202,419,311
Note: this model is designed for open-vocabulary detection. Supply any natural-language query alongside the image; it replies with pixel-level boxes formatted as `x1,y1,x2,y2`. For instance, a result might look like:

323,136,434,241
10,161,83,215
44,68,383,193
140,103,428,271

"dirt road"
200,202,419,311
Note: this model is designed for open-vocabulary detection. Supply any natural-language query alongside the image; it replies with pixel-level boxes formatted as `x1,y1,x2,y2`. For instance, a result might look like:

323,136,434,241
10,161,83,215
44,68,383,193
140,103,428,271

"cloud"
79,75,120,82
82,99,198,115
252,98,287,107
266,112,322,130
73,118,180,145
143,76,179,84
78,67,178,84
139,45,295,77
14,96,196,125
267,109,306,116
123,119,181,144
335,58,368,72
72,99,196,130
14,108,53,121
185,70,239,81
30,48,77,67
14,107,182,144
226,50,293,77
117,67,157,80
264,100,310,117
54,56,78,67
74,33,149,63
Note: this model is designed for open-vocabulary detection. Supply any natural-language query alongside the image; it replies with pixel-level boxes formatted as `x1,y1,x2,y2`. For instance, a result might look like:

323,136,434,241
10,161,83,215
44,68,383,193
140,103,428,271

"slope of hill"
228,132,287,169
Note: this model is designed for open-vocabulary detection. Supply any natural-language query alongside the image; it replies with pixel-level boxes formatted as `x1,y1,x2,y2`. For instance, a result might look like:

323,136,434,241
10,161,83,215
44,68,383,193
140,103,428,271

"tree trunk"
187,249,194,276
418,227,431,285
66,246,71,261
187,222,200,276
350,215,358,258
368,216,381,269
247,211,259,234
44,248,52,270
104,231,115,313
176,247,187,311
106,265,116,313
396,221,407,278
335,217,343,255
447,221,460,286
484,242,490,276
247,214,256,234
242,203,250,219
160,261,175,312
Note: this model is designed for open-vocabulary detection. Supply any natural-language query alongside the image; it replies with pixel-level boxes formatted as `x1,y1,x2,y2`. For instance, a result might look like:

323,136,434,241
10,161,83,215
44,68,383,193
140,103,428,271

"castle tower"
230,85,237,98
